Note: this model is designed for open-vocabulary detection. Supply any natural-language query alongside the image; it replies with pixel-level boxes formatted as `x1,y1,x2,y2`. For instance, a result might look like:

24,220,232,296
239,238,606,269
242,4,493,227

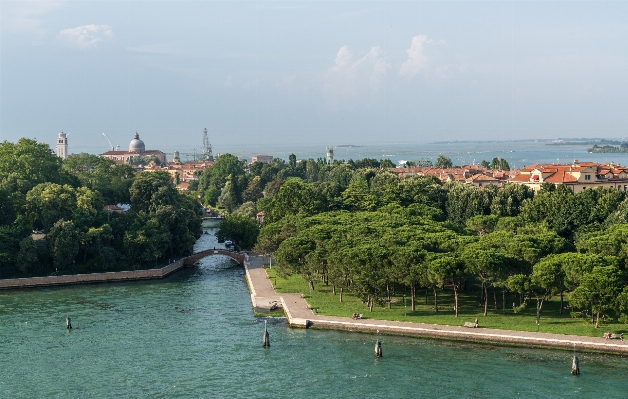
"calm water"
211,141,628,170
1,221,626,398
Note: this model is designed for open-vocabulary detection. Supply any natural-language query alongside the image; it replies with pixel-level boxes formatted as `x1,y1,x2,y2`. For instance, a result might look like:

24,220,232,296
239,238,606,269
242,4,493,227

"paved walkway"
244,255,628,355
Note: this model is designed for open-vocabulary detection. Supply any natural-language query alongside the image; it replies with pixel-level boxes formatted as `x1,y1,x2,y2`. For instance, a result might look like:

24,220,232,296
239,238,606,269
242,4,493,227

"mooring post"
66,316,72,329
374,329,382,357
572,356,580,375
263,320,270,347
571,344,580,375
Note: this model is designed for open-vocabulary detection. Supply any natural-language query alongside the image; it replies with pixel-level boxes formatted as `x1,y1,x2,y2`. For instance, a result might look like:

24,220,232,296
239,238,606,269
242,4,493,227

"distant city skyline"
2,1,627,153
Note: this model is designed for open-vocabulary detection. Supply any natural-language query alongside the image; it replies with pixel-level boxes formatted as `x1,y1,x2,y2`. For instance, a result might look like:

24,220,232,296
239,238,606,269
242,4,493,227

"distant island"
548,139,624,146
588,144,628,153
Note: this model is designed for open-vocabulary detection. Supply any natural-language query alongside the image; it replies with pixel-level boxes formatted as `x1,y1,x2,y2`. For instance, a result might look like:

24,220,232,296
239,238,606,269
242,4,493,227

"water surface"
1,222,626,398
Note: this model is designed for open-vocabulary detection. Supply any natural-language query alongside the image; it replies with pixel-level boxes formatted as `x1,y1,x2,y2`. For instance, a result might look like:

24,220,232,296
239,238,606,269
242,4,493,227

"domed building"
128,132,146,153
99,132,166,165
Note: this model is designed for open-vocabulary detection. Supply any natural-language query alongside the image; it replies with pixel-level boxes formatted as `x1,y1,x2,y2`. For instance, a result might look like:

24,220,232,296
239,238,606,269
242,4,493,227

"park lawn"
265,267,627,338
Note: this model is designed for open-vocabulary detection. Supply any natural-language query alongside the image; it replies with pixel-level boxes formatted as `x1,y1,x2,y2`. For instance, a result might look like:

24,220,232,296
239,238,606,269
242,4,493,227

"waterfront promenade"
244,254,628,355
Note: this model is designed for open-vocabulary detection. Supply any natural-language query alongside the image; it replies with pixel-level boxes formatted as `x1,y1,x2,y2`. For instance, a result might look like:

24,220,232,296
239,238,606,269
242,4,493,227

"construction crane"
202,128,213,161
102,133,114,151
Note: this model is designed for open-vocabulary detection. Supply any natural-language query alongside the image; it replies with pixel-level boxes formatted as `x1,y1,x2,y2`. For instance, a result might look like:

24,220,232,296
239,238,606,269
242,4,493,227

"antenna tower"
202,128,213,161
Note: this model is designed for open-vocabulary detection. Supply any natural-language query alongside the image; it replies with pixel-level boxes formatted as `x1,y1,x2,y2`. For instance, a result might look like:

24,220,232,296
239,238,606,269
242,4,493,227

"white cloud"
323,45,391,107
127,42,180,55
1,1,64,35
400,35,457,80
57,24,113,49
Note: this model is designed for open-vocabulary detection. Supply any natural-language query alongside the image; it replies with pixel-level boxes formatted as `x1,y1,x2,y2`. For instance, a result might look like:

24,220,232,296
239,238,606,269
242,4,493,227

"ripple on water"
1,222,627,398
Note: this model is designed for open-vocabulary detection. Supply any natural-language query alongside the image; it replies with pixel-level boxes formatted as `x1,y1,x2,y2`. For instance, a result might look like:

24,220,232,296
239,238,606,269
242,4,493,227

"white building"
99,132,167,164
56,132,68,159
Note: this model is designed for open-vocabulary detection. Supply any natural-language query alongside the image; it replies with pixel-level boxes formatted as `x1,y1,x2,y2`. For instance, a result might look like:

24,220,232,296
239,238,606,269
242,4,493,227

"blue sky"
1,1,627,155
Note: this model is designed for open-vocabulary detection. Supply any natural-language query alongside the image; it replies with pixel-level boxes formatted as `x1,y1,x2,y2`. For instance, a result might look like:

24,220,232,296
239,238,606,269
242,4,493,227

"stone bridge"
183,249,246,266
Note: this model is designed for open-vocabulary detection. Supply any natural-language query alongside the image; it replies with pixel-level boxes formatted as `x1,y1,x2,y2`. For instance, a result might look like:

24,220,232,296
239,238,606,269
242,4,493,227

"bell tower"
56,132,68,159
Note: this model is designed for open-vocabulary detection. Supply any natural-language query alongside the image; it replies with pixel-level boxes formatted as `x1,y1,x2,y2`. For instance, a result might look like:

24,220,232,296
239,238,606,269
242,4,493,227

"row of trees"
240,167,628,326
0,139,202,278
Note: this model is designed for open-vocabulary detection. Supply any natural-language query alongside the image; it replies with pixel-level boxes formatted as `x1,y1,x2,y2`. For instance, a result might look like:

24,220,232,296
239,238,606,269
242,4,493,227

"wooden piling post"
374,340,382,357
571,356,580,375
263,320,270,347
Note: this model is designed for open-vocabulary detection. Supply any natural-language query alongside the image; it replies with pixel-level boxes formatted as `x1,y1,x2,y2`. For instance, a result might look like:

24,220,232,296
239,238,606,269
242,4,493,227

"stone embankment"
243,254,628,355
0,249,247,290
0,259,186,290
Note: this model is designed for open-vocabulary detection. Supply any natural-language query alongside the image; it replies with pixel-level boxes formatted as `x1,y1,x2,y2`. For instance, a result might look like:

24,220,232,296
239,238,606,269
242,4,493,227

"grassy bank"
265,267,627,338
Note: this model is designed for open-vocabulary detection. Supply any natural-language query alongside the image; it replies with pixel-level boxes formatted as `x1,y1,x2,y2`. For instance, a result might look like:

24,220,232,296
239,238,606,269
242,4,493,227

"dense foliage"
0,139,202,277
230,159,628,328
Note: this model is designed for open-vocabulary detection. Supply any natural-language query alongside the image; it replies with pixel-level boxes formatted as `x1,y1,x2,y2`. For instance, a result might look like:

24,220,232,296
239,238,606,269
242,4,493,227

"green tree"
261,178,327,222
129,171,176,213
490,183,534,217
435,154,453,168
47,219,80,272
216,214,260,249
429,255,467,317
0,138,65,193
571,266,623,327
529,256,565,324
17,236,39,275
25,183,77,232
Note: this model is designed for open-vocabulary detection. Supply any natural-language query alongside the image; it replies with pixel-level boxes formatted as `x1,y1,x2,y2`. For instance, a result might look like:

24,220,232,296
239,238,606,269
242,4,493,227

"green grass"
254,309,286,317
265,267,627,338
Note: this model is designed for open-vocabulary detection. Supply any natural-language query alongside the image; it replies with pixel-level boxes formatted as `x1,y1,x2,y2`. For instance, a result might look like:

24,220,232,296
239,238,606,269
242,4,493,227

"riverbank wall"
0,259,186,290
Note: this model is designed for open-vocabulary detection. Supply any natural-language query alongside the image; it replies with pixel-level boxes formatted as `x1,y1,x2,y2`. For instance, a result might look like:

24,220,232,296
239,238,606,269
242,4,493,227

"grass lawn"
265,267,628,338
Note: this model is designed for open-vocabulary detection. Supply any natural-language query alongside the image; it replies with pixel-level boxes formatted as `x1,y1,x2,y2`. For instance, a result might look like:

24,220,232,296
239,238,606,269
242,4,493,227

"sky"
1,1,628,155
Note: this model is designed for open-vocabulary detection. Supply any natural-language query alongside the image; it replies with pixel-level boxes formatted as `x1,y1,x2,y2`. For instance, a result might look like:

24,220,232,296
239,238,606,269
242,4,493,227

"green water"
1,223,626,398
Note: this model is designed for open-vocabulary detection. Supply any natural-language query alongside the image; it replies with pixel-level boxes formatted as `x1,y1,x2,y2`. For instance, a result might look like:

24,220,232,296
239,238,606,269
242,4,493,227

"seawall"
0,259,186,290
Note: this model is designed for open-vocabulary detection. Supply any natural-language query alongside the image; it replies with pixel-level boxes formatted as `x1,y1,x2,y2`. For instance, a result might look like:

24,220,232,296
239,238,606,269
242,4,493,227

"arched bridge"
183,249,246,266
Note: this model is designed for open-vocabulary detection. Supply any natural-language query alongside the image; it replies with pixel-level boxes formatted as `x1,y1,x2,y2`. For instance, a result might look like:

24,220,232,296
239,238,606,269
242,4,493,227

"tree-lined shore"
209,154,628,332
0,139,202,277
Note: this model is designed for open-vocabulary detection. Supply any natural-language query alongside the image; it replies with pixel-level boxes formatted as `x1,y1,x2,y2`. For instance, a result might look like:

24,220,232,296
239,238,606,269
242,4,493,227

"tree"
415,158,433,167
235,201,257,218
429,255,467,317
47,220,80,272
571,266,623,327
202,153,245,192
0,138,65,193
261,178,327,222
17,236,39,275
462,246,513,316
445,182,494,225
216,214,260,249
529,256,565,324
129,171,176,213
242,176,264,203
490,183,534,217
435,154,453,169
217,179,238,212
490,157,510,171
25,183,77,232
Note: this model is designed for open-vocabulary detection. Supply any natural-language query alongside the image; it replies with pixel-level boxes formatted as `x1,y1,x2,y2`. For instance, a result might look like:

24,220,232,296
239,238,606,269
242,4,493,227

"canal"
0,221,626,398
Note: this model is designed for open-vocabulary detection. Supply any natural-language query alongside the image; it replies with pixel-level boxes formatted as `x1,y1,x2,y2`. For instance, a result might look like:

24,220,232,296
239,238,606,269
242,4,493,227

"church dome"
129,132,145,153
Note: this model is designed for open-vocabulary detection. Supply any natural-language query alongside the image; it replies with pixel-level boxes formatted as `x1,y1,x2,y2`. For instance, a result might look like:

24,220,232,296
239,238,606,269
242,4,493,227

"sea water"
207,141,628,170
1,221,626,398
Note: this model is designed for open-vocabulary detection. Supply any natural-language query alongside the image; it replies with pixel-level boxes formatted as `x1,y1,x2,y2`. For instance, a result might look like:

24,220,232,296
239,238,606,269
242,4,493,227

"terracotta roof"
544,171,578,183
511,174,531,182
468,174,498,182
